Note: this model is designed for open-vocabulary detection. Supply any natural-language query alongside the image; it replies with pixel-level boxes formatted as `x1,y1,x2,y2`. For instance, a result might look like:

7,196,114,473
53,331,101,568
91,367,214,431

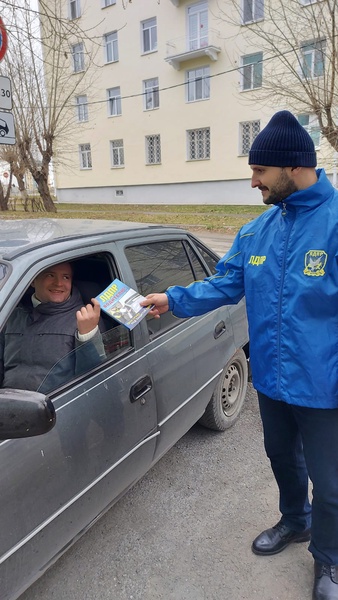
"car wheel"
0,129,5,137
199,349,248,432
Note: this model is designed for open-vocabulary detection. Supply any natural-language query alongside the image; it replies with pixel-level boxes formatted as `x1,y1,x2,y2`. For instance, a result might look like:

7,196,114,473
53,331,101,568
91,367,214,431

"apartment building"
45,0,334,204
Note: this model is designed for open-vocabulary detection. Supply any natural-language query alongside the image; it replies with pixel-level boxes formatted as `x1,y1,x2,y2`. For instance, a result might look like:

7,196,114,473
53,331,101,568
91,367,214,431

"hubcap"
221,364,241,416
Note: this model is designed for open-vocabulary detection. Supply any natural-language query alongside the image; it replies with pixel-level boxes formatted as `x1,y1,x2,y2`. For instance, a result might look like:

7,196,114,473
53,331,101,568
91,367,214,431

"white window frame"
104,31,118,64
241,52,263,90
300,40,325,79
297,114,321,148
79,143,92,169
69,0,81,20
241,0,264,24
75,95,88,122
107,87,122,116
145,134,161,164
102,0,116,7
141,17,157,54
239,120,261,155
186,66,210,102
186,127,210,161
110,139,125,167
187,2,208,51
143,78,159,110
71,43,85,73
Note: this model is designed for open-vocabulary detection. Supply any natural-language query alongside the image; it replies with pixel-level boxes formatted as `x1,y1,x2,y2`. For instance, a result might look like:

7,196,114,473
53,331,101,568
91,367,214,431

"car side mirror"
0,389,56,440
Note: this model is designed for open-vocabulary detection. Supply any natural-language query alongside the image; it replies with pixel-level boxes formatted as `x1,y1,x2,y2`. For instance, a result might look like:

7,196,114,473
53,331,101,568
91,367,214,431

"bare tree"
0,0,98,212
218,0,338,151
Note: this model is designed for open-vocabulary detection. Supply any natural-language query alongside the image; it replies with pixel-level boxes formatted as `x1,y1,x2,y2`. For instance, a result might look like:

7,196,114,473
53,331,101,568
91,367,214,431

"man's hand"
76,298,101,334
140,293,169,318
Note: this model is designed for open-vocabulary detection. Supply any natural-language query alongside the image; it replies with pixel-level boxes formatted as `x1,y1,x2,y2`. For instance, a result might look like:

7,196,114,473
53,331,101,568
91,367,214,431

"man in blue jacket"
141,111,338,600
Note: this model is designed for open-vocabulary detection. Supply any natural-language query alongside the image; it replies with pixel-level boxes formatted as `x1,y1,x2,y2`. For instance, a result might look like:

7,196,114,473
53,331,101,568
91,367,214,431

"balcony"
165,29,221,70
170,0,180,5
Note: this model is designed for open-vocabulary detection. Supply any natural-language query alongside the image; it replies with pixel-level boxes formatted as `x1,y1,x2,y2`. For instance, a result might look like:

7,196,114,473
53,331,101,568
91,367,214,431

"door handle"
214,320,226,339
130,375,153,403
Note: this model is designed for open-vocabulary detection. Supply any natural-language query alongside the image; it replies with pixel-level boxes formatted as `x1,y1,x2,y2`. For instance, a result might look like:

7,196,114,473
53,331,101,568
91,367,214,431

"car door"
120,234,238,460
0,243,158,600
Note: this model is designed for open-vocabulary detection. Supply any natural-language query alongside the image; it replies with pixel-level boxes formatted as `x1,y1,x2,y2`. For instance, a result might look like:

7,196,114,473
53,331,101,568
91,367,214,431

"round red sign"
0,18,8,62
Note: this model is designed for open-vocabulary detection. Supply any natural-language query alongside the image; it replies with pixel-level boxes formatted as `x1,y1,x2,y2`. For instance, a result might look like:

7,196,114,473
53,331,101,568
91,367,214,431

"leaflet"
96,278,153,330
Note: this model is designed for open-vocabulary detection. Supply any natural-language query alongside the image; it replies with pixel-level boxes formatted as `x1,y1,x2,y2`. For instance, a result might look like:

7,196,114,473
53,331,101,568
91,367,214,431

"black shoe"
313,562,338,600
252,520,311,556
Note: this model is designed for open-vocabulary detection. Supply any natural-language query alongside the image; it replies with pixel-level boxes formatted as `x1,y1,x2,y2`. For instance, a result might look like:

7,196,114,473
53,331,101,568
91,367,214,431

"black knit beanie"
248,110,317,167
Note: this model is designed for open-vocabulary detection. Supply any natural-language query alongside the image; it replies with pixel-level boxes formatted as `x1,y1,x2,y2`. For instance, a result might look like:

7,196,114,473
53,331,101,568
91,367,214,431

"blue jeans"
258,392,338,564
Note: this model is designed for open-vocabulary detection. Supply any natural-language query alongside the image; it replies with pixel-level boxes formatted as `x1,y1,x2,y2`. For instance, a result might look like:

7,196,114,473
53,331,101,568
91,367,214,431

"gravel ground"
20,384,313,600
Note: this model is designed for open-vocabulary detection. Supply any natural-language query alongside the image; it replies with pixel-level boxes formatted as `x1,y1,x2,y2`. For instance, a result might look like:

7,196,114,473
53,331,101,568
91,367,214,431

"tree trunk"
0,182,8,211
34,173,57,212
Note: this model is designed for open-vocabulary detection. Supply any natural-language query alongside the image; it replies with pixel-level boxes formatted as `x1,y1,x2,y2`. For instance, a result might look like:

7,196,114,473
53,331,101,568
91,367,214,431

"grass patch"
0,203,269,234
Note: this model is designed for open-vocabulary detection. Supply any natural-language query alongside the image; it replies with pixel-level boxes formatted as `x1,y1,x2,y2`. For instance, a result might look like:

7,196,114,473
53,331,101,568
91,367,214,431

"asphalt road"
19,232,313,600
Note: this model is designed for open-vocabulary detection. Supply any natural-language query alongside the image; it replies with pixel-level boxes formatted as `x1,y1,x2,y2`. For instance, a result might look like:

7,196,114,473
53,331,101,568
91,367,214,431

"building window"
75,95,88,122
143,78,159,110
239,120,260,155
297,114,321,147
71,43,84,73
186,66,210,102
187,127,210,160
141,17,157,53
301,40,325,78
107,87,122,116
104,31,118,63
145,134,161,164
110,139,125,167
242,0,264,23
69,0,81,19
188,2,208,51
79,144,92,169
241,52,263,90
102,0,116,6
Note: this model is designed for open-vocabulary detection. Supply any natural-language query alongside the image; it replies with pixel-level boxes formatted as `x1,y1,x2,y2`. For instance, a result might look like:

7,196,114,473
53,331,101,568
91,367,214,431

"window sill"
186,158,210,162
145,162,162,166
104,59,119,66
141,49,158,56
143,106,160,112
186,97,210,103
108,114,122,118
80,168,92,171
240,86,262,92
111,165,125,169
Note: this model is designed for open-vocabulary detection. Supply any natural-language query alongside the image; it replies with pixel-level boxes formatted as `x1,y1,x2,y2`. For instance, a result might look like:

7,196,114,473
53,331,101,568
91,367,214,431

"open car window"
37,325,131,395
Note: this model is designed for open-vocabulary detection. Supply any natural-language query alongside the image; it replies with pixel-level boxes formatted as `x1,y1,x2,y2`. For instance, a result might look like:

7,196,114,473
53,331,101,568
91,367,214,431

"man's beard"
263,169,298,205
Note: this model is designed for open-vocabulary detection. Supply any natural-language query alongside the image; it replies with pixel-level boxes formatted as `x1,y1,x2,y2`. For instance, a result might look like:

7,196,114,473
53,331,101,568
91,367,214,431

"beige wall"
46,0,335,202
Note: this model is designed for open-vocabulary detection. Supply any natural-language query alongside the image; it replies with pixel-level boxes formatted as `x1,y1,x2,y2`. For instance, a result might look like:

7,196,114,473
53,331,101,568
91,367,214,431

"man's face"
250,165,298,205
32,263,73,303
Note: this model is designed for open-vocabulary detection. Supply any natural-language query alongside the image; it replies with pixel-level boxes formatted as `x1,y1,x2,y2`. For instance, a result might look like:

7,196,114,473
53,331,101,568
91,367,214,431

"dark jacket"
0,286,105,394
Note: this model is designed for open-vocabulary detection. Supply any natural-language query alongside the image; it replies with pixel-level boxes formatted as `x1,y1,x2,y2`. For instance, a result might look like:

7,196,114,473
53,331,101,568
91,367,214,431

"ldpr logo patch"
303,250,327,277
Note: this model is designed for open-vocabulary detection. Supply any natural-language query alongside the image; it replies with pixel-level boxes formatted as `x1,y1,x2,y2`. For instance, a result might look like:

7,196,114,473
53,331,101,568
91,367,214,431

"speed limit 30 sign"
0,76,12,110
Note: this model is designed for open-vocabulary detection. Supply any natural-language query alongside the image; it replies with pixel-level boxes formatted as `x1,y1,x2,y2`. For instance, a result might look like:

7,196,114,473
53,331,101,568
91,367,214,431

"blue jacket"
166,169,338,408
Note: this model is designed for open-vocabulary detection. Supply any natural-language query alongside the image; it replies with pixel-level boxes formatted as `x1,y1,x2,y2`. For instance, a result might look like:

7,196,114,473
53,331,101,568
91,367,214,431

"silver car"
0,219,249,600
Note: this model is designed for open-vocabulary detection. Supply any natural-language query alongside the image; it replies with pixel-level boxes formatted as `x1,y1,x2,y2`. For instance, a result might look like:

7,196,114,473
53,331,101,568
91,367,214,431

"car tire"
199,349,248,432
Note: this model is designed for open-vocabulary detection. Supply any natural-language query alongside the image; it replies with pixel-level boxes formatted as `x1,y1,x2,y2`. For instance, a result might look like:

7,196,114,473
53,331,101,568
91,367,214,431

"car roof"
0,218,187,260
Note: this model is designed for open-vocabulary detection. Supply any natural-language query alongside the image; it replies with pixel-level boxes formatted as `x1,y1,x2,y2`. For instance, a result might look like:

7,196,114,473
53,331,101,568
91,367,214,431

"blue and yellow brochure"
95,278,153,330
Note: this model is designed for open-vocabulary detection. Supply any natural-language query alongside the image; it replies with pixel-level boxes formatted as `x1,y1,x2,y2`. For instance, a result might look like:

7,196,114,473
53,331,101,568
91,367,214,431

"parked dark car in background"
0,219,249,600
